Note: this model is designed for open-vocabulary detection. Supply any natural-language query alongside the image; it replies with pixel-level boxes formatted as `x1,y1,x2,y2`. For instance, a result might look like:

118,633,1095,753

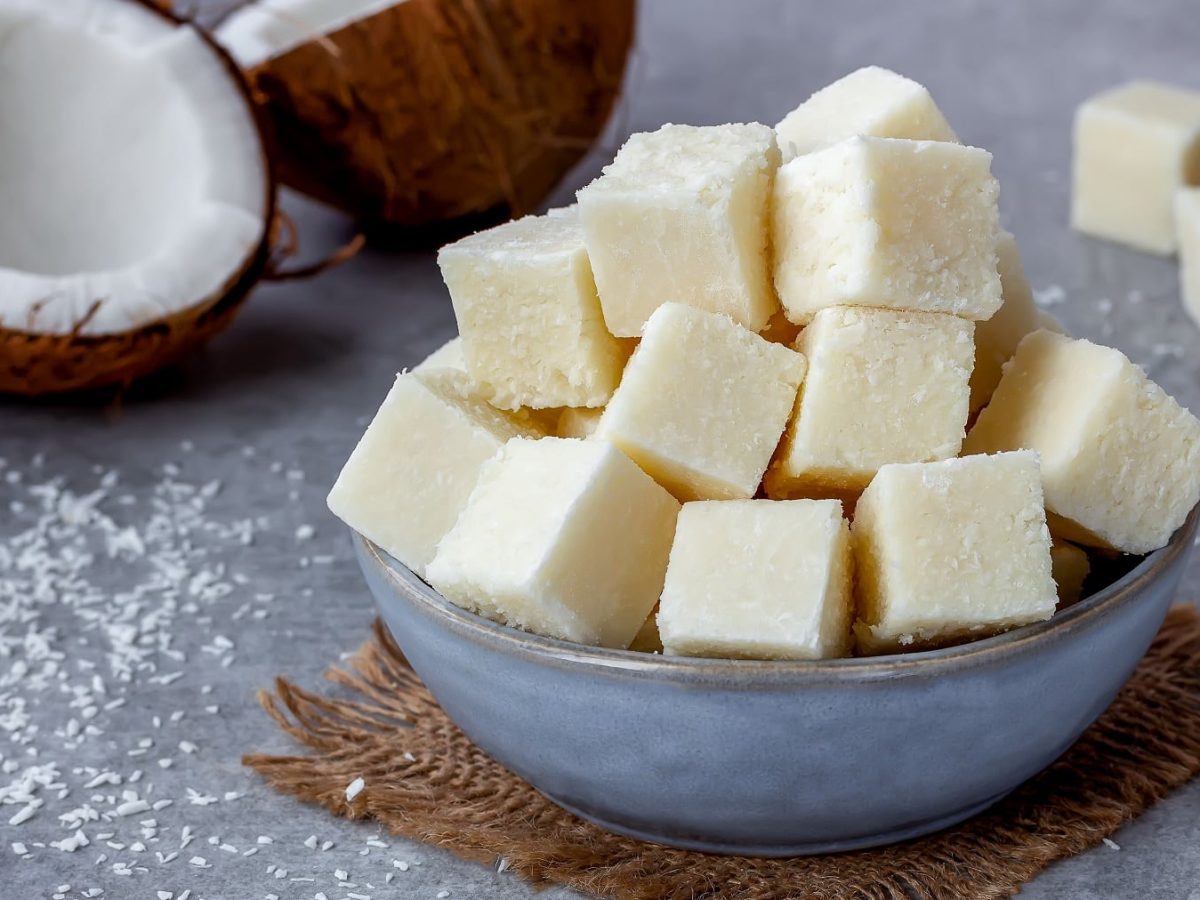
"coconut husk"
0,219,367,396
0,0,278,398
0,246,268,397
240,0,635,226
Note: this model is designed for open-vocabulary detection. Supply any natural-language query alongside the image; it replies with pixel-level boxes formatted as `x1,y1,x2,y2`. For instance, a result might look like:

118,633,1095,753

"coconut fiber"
244,606,1200,899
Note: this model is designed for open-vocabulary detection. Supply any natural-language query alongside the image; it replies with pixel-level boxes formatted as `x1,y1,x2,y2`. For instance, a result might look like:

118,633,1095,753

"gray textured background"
5,1,1200,897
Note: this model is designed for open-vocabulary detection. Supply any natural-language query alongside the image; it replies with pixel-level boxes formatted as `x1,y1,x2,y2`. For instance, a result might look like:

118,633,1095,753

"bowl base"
542,789,1012,857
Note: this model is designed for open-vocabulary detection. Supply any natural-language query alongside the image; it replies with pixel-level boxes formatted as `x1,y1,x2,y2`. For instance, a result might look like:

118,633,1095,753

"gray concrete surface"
5,1,1200,897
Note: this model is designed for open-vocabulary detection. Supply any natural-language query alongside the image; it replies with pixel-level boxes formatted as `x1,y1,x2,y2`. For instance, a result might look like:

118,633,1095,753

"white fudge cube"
773,136,1001,324
327,371,536,576
963,330,1200,554
1178,188,1200,323
775,66,957,162
426,438,680,649
576,123,780,336
658,499,853,660
1072,81,1200,255
596,303,807,501
438,210,624,410
412,336,559,435
852,452,1057,654
413,336,466,374
1050,540,1090,608
765,307,973,499
556,406,605,439
969,232,1041,413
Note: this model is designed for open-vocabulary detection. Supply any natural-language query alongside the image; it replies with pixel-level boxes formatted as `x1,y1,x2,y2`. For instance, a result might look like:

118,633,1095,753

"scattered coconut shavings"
185,789,218,807
9,802,41,825
51,830,89,852
1033,284,1066,306
0,452,461,896
114,799,150,817
1152,342,1184,360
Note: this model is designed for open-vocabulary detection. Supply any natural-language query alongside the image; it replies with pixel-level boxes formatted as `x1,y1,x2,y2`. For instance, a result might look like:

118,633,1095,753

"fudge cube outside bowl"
351,504,1198,856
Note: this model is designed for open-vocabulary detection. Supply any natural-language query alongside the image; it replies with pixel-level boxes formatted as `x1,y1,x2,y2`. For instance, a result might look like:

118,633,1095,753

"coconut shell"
0,0,278,397
242,0,635,226
0,235,273,397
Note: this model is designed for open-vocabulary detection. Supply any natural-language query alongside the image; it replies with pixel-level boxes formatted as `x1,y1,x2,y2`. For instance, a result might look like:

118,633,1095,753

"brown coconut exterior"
0,236,274,396
244,0,635,226
0,0,277,397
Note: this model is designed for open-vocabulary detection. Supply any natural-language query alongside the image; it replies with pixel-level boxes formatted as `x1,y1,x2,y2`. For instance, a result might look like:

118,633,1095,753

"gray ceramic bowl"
354,506,1198,856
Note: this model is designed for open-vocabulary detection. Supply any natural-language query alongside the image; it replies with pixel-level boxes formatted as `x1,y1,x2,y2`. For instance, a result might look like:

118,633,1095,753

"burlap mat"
244,606,1200,900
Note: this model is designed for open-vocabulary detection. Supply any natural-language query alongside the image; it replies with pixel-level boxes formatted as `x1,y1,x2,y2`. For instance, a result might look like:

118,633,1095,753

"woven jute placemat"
245,606,1200,900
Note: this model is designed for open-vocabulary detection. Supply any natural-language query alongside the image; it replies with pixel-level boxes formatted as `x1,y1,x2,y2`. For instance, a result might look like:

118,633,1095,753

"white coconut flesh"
0,0,268,337
217,0,404,68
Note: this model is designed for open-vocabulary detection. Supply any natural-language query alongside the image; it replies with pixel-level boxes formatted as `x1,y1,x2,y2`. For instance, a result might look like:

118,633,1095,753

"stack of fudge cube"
330,66,1200,660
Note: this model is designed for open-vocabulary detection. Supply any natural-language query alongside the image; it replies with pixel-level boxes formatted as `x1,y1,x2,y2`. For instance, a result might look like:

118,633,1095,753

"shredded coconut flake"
0,449,472,900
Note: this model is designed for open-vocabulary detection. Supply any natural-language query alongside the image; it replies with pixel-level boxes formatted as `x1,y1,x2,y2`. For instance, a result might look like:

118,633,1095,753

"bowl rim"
356,503,1198,678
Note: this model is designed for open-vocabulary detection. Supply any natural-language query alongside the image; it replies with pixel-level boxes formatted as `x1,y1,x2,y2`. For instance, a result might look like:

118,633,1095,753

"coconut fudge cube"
327,370,537,577
1072,81,1200,255
437,210,624,410
412,336,559,434
773,136,1001,324
576,123,780,337
426,438,680,648
658,499,853,660
595,303,807,501
765,307,973,499
775,66,956,162
963,330,1200,554
969,232,1041,413
1178,188,1200,323
413,336,466,374
1051,540,1090,608
852,452,1057,654
556,406,604,439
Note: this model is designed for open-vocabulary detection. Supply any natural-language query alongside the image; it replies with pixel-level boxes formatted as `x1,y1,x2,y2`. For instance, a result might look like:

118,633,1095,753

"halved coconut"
217,0,635,227
0,0,275,395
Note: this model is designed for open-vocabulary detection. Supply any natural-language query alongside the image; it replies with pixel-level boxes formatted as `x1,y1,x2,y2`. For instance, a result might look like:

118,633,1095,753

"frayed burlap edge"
244,606,1200,900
